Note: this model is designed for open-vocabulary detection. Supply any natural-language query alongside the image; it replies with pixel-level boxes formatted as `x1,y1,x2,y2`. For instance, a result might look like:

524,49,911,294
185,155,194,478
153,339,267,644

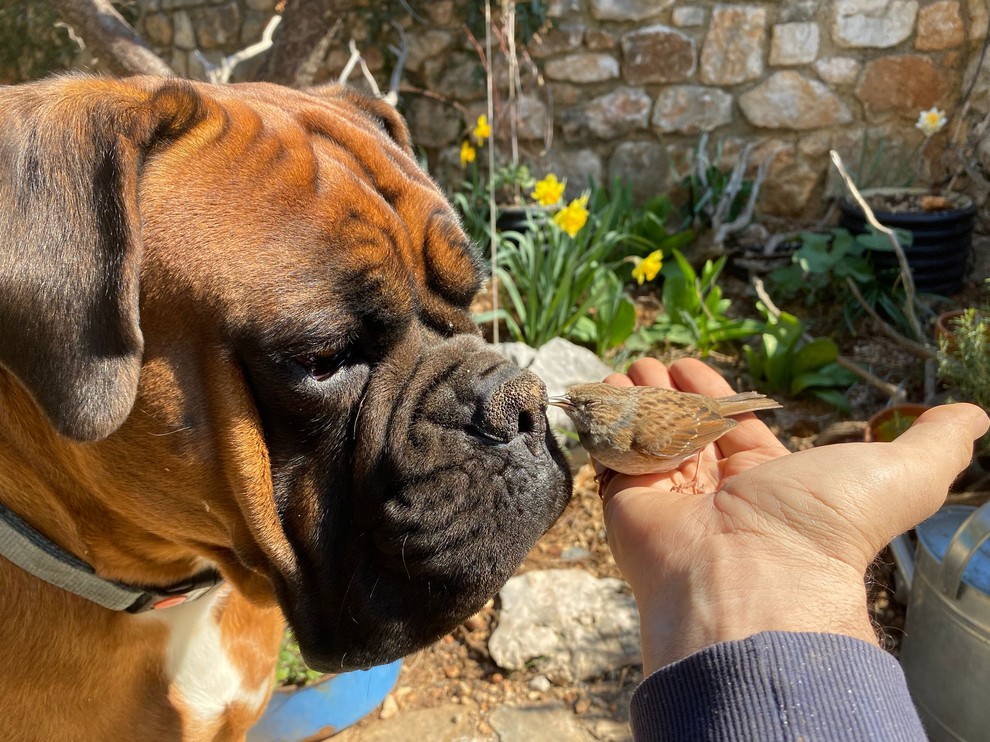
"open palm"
599,357,988,673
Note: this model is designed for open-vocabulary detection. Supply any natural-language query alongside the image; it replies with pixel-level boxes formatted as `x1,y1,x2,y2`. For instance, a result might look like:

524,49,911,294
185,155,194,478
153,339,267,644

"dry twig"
195,15,282,84
829,150,926,344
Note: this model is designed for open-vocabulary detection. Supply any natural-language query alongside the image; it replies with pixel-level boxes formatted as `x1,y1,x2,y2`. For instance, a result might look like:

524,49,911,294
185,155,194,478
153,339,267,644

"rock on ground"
488,569,640,683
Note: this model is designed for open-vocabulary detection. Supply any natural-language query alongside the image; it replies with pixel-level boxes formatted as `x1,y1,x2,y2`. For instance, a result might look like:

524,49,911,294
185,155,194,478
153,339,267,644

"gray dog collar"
0,500,221,612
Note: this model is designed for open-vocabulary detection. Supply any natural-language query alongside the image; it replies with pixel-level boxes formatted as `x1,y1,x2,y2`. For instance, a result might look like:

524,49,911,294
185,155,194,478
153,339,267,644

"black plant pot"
838,187,976,296
495,205,547,234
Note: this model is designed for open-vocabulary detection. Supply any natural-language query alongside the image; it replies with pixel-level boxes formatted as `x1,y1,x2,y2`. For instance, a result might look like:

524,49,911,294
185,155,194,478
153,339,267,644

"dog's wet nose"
471,368,548,444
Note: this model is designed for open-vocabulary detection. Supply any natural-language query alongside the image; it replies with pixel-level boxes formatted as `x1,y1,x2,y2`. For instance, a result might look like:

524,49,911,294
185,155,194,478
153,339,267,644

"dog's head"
0,77,570,670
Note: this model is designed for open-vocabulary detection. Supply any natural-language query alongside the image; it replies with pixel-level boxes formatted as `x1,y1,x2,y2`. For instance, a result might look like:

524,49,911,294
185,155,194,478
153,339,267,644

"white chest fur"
145,585,271,737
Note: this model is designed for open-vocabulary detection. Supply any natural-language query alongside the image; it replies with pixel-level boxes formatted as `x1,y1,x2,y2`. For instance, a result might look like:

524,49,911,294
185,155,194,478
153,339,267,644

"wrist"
634,555,877,674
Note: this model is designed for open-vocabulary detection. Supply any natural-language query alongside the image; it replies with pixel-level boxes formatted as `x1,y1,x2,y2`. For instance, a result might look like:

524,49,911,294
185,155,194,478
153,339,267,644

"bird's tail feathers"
714,391,782,417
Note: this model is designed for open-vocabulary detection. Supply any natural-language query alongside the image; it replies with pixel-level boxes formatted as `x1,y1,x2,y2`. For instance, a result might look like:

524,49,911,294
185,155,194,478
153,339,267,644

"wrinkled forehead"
140,82,483,333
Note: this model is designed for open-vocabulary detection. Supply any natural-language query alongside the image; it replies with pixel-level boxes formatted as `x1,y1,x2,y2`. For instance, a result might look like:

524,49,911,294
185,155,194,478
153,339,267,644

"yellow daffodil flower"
473,114,491,144
631,249,664,285
460,140,476,168
916,107,948,138
531,173,566,207
553,195,590,238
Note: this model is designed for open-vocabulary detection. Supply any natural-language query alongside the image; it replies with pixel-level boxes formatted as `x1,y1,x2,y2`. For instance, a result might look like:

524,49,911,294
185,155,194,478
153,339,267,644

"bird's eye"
294,348,351,381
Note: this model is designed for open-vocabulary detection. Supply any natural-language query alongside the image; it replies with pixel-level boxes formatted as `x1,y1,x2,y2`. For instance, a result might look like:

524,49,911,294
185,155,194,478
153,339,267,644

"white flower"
916,107,948,138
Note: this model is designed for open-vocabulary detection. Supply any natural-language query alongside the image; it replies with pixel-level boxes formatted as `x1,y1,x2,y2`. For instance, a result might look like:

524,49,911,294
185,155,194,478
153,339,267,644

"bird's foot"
594,469,616,500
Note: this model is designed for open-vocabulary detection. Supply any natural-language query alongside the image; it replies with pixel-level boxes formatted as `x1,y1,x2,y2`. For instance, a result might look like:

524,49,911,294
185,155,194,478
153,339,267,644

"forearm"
630,632,925,741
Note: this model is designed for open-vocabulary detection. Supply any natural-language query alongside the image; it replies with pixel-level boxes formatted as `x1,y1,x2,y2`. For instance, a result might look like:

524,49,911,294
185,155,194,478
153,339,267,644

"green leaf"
791,337,839,376
743,344,764,380
809,388,852,413
603,296,637,349
567,315,597,344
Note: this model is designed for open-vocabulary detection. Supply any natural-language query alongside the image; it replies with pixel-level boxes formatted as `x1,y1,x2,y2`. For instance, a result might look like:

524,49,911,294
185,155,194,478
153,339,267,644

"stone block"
547,0,583,17
770,22,820,65
510,95,549,141
831,0,919,49
700,5,767,85
172,10,195,51
968,0,989,40
529,21,586,58
779,0,819,22
585,29,617,51
405,97,463,148
143,12,173,48
652,85,733,134
758,144,821,216
192,2,241,50
544,149,605,199
916,0,964,50
424,52,485,102
561,87,651,141
740,71,852,129
856,55,951,118
590,0,671,22
672,6,705,27
405,30,455,73
813,56,862,85
544,53,620,83
620,25,696,84
608,141,670,203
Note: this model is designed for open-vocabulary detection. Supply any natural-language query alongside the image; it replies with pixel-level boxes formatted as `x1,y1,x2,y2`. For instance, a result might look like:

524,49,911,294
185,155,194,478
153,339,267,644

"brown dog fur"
0,76,456,740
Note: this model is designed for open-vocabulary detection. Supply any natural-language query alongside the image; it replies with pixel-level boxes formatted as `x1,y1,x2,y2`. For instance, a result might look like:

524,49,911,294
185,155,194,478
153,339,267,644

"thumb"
888,403,989,526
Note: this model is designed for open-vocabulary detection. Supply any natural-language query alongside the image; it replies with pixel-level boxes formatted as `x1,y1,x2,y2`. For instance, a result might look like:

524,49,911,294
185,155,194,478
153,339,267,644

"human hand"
602,357,989,674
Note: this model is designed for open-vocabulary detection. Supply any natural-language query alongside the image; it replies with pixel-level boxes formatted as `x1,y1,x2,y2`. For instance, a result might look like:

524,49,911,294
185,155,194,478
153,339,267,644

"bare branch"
386,22,410,106
829,150,926,343
714,154,768,245
845,279,937,360
194,15,282,84
50,0,173,77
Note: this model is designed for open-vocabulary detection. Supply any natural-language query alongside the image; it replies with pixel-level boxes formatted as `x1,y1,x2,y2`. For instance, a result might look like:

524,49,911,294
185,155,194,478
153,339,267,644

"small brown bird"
550,383,782,494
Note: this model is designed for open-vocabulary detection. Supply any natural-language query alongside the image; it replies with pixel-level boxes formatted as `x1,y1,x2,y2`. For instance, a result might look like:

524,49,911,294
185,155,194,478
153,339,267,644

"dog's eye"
294,348,350,382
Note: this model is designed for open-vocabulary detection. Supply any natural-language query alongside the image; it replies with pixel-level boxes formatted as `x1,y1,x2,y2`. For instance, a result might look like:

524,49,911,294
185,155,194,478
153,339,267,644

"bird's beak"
548,395,571,409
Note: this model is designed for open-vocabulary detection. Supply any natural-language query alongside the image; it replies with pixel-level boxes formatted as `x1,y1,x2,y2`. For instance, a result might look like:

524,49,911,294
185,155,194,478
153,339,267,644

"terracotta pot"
934,308,989,354
865,403,932,443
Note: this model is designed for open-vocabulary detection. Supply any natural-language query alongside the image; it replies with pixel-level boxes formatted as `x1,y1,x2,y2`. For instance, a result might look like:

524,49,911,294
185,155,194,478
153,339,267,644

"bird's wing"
630,410,737,460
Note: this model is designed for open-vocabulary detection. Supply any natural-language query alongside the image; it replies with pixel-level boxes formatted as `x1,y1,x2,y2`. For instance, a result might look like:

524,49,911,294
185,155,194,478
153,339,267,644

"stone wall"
129,0,989,217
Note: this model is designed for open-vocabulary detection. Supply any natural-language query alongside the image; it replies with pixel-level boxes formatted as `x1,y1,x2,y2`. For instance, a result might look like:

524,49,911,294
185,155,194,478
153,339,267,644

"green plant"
683,138,754,228
744,307,859,412
567,271,638,357
476,183,636,351
628,249,762,357
764,226,925,339
275,629,325,688
937,306,990,413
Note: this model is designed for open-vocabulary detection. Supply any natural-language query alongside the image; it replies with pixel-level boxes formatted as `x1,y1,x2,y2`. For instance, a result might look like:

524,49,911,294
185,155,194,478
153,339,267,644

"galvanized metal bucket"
891,503,990,742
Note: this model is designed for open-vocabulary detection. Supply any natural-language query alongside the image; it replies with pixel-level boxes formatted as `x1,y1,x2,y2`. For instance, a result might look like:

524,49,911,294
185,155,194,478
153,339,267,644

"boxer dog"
0,76,571,740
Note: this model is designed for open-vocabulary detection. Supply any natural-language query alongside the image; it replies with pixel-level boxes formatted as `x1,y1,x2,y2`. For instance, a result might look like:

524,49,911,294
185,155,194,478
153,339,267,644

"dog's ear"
307,84,414,154
0,77,205,441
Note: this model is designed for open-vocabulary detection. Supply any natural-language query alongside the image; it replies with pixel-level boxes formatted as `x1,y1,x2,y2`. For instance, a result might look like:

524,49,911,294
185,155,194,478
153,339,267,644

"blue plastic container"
248,660,402,742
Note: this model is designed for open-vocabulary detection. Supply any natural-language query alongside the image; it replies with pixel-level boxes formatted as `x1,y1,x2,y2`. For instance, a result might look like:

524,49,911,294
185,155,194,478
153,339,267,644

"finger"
669,359,786,457
604,372,634,388
891,403,990,519
626,357,672,389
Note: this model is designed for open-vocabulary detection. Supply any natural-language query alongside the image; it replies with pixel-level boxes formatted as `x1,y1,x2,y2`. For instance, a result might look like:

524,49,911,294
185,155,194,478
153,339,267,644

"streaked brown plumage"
550,382,781,493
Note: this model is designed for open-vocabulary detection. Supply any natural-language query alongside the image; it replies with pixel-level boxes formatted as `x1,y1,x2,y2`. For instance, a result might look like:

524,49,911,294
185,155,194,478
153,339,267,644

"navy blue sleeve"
630,631,926,741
